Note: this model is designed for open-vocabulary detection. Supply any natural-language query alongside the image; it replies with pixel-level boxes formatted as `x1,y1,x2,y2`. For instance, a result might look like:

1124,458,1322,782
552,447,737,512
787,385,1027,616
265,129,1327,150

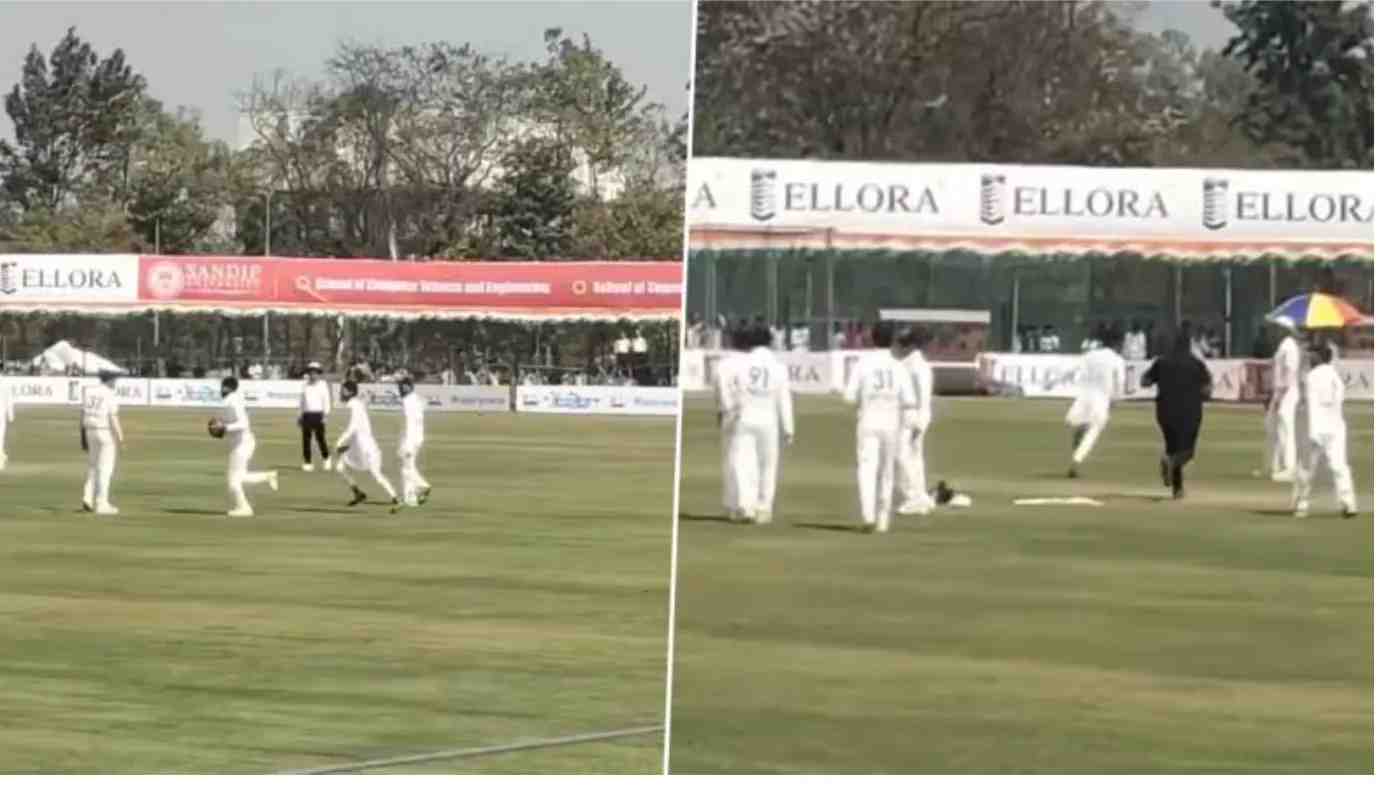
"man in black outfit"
1141,329,1213,499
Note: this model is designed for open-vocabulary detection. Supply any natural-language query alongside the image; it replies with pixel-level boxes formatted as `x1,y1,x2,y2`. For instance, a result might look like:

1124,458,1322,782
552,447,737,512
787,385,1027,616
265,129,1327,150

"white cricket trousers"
720,421,740,513
898,426,929,506
338,452,398,500
857,425,899,528
83,428,117,509
733,421,780,516
1294,429,1356,512
1269,390,1299,474
1072,413,1109,465
227,434,274,512
399,440,428,504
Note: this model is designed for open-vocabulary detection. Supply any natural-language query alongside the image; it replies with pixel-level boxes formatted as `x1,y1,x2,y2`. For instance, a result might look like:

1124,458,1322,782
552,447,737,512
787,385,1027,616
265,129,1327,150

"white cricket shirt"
734,346,794,436
902,349,935,425
401,392,425,445
1080,347,1127,400
338,397,378,449
221,391,253,444
300,380,333,415
845,351,917,432
1304,364,1347,440
714,351,744,419
81,385,119,430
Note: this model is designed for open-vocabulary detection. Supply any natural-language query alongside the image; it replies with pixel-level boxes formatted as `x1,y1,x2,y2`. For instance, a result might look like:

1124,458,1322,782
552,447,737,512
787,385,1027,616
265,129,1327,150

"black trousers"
1156,404,1202,490
301,412,330,462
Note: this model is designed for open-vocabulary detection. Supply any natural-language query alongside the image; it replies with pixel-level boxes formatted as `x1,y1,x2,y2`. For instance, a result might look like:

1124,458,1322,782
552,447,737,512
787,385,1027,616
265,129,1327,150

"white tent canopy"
31,341,127,375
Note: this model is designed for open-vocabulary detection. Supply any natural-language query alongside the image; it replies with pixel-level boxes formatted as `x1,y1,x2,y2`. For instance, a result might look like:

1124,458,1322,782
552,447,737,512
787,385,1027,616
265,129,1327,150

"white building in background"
235,112,626,202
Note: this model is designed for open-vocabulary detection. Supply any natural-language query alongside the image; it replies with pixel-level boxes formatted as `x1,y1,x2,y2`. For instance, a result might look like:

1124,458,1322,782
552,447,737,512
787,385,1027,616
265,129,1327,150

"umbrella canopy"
1266,293,1372,330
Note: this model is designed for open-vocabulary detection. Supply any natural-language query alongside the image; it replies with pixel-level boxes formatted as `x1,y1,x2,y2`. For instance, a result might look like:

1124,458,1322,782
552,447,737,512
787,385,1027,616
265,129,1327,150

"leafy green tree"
488,136,577,260
0,27,147,210
1217,0,1374,168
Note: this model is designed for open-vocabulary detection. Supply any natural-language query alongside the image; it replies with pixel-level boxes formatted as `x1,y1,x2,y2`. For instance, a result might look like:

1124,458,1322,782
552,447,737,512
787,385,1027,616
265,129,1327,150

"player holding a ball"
209,376,279,517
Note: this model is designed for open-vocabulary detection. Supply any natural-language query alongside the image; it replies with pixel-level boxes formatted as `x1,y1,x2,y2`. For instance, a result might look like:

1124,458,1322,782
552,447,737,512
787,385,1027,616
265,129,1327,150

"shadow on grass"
678,512,736,525
162,507,226,516
1098,492,1171,503
793,522,874,535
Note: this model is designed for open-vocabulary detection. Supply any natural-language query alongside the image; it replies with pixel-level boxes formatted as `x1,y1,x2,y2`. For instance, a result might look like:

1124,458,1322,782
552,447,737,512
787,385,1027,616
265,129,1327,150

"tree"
487,136,577,260
1218,0,1374,168
0,27,147,210
536,28,657,199
691,1,1296,167
126,103,238,253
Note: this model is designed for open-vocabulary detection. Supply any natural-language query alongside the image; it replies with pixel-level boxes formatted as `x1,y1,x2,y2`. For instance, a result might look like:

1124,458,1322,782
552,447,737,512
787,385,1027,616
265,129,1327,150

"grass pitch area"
0,406,673,774
670,394,1373,774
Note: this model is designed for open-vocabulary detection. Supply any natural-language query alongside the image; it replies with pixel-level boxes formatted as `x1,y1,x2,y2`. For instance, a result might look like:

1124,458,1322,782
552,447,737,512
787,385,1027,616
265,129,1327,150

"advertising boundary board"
688,158,1375,258
514,385,680,416
680,350,1374,403
975,353,1374,402
1,378,512,412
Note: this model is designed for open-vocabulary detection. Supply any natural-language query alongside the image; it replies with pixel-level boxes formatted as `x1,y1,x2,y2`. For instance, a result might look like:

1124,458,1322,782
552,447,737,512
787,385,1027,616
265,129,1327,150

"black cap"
98,369,119,383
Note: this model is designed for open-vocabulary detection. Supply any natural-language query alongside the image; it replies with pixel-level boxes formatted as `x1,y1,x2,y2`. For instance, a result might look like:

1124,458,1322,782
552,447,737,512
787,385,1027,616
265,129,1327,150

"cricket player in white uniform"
334,380,401,510
1267,324,1303,481
217,376,279,517
1066,327,1127,478
897,328,935,515
724,325,794,525
80,370,124,514
0,378,14,471
714,331,748,519
1293,344,1357,518
844,322,917,533
397,374,430,507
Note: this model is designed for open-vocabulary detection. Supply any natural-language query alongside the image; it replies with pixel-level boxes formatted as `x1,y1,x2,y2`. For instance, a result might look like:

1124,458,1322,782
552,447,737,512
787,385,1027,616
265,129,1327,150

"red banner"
137,256,683,318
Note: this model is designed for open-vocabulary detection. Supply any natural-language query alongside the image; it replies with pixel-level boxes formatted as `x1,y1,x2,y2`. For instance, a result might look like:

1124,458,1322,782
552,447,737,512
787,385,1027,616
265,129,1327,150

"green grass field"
669,394,1373,774
0,406,674,774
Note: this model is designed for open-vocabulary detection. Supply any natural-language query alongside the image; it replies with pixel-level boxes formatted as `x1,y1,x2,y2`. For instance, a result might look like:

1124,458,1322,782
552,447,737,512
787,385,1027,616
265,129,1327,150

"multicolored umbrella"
1266,293,1372,330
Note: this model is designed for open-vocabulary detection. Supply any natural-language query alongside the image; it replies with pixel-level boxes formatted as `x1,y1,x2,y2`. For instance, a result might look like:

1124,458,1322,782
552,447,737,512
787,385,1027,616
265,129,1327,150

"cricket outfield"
0,406,674,773
670,394,1373,773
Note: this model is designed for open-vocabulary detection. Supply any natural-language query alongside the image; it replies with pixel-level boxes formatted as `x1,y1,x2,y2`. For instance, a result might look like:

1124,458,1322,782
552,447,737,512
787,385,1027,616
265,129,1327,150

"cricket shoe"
94,505,119,516
898,499,933,516
348,489,367,507
227,507,254,518
417,487,431,506
1067,464,1080,479
753,510,772,525
1341,506,1357,519
301,463,315,472
322,458,333,471
1294,505,1309,519
389,497,402,514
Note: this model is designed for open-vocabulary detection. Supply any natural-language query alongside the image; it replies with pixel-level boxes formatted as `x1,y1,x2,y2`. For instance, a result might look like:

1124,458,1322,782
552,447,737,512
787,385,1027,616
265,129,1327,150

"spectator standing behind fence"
299,362,333,472
687,314,705,349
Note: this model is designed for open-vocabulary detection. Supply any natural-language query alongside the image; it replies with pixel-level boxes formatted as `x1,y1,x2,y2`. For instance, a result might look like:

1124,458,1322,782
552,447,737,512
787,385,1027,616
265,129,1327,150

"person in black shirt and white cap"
299,361,333,472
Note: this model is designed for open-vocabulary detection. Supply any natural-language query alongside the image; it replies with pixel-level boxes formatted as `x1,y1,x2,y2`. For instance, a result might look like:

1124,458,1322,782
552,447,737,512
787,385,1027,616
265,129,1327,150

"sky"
0,1,1237,147
0,0,694,145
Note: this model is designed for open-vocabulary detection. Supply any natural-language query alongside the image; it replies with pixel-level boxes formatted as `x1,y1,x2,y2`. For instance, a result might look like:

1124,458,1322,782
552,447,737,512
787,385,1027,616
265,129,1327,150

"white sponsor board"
346,383,510,413
0,255,140,306
514,385,679,416
146,378,302,409
974,353,1377,403
689,158,1375,250
5,376,150,406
